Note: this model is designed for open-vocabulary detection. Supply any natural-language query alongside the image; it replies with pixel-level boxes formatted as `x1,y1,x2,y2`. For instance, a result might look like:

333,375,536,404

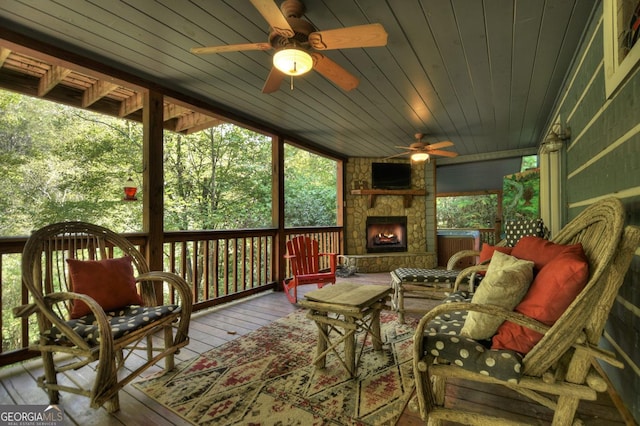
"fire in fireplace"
366,216,408,253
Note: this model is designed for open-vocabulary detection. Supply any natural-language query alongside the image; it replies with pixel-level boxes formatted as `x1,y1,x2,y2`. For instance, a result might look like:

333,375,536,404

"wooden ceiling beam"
119,92,143,117
0,48,11,66
170,112,222,133
82,80,119,108
164,104,190,120
38,64,72,96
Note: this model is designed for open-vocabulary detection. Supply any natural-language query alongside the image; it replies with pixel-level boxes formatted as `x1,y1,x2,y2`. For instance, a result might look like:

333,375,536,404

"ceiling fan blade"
308,23,388,50
384,152,411,160
311,53,359,91
190,43,272,55
250,0,295,38
262,67,286,94
394,145,420,151
428,150,458,158
427,140,454,150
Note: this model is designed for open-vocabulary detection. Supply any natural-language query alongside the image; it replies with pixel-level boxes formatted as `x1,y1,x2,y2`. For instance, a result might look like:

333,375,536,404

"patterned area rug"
134,309,418,425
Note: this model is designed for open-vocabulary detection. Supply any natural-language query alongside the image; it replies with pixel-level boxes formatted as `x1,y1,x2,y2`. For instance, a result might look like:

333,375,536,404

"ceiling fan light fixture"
411,152,430,162
273,47,313,76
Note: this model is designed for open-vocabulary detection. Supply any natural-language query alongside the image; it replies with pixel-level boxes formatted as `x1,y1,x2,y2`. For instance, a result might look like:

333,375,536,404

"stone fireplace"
366,216,407,253
343,158,437,272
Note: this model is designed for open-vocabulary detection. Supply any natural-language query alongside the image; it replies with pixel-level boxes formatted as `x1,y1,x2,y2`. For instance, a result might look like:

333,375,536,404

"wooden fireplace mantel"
350,189,427,208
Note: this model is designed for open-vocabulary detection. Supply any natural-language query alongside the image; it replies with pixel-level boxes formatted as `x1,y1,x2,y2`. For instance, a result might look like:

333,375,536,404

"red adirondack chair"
283,236,337,303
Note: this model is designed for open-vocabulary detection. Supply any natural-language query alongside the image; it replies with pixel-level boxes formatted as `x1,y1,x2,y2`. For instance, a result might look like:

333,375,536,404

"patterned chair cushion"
43,305,180,346
421,292,524,383
504,218,550,247
391,267,476,287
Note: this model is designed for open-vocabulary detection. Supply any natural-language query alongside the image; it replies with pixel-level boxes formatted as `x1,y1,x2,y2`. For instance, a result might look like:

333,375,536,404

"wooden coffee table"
298,283,392,377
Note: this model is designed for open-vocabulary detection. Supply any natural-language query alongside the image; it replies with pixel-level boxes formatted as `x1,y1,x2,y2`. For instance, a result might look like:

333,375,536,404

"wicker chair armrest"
136,271,193,307
452,264,488,292
15,292,113,351
136,271,193,344
446,250,480,270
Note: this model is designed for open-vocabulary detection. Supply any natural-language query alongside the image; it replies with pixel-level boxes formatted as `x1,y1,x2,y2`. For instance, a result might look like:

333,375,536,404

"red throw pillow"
67,256,143,319
477,245,513,275
491,248,589,354
511,236,584,270
479,244,513,263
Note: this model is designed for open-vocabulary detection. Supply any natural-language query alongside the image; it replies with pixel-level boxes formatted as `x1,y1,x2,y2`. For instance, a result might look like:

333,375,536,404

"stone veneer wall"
344,158,436,272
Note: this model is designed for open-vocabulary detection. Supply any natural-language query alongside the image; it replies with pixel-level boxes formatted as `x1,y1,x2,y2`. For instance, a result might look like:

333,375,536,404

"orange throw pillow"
511,236,584,270
67,256,143,319
491,248,589,354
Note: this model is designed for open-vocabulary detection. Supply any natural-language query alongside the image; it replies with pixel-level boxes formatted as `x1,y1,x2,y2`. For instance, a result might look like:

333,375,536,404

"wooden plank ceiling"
0,0,597,162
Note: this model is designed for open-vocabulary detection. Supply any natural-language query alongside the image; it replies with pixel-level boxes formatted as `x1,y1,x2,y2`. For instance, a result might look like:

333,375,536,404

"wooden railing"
478,227,500,245
0,226,342,366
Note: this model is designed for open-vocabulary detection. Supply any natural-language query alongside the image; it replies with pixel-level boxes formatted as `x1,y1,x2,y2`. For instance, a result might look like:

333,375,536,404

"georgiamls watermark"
0,405,64,426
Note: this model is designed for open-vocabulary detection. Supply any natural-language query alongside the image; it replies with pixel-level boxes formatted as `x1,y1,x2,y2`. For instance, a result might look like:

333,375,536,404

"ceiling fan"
387,133,459,162
190,0,387,93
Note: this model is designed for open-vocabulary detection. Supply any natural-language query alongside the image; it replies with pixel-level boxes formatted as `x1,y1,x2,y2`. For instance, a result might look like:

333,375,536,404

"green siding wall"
551,2,640,421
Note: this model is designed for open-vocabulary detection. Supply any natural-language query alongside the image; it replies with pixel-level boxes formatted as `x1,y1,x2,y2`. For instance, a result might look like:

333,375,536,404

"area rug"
134,309,418,425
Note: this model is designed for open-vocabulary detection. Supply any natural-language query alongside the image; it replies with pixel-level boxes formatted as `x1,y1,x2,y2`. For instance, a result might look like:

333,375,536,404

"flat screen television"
371,162,412,189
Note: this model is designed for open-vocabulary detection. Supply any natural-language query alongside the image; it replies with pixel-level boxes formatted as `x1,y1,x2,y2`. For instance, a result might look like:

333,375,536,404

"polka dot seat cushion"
391,267,474,287
43,305,180,347
420,291,524,383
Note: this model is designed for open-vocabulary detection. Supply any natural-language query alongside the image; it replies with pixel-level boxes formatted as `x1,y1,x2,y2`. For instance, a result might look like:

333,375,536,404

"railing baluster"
213,239,219,298
203,240,210,300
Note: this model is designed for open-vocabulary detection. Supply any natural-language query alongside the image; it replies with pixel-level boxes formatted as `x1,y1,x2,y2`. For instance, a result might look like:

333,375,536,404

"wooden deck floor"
0,273,632,425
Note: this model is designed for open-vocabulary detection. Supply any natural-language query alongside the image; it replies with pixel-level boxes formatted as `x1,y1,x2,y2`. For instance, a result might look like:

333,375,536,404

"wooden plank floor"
0,273,632,425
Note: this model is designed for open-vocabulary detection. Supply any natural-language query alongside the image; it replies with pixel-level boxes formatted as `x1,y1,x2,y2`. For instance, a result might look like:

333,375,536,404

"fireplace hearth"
366,216,408,253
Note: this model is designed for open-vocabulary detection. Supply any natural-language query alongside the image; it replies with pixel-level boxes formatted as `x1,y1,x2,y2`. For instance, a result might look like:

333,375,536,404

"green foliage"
437,194,498,228
163,125,274,230
0,92,338,234
503,169,540,221
284,146,337,227
521,155,538,171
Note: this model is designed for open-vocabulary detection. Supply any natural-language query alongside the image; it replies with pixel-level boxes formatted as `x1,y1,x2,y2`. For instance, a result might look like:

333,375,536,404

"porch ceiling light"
273,48,313,76
411,152,430,162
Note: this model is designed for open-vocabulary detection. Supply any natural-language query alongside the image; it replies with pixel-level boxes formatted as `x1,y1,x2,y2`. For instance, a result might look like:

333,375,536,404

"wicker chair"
412,197,640,425
14,222,192,413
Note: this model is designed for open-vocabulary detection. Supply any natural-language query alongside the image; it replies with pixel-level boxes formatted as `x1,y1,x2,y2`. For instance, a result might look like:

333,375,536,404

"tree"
437,194,498,229
284,145,337,227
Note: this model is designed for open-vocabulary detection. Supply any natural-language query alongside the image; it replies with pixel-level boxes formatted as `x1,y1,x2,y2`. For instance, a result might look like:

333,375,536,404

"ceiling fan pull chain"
290,75,294,90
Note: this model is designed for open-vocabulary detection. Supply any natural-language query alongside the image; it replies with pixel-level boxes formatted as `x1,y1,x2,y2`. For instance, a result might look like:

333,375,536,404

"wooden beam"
0,47,11,66
436,148,538,165
172,112,222,133
143,90,165,274
119,92,143,117
164,104,189,120
82,79,118,108
38,64,72,96
273,135,286,289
